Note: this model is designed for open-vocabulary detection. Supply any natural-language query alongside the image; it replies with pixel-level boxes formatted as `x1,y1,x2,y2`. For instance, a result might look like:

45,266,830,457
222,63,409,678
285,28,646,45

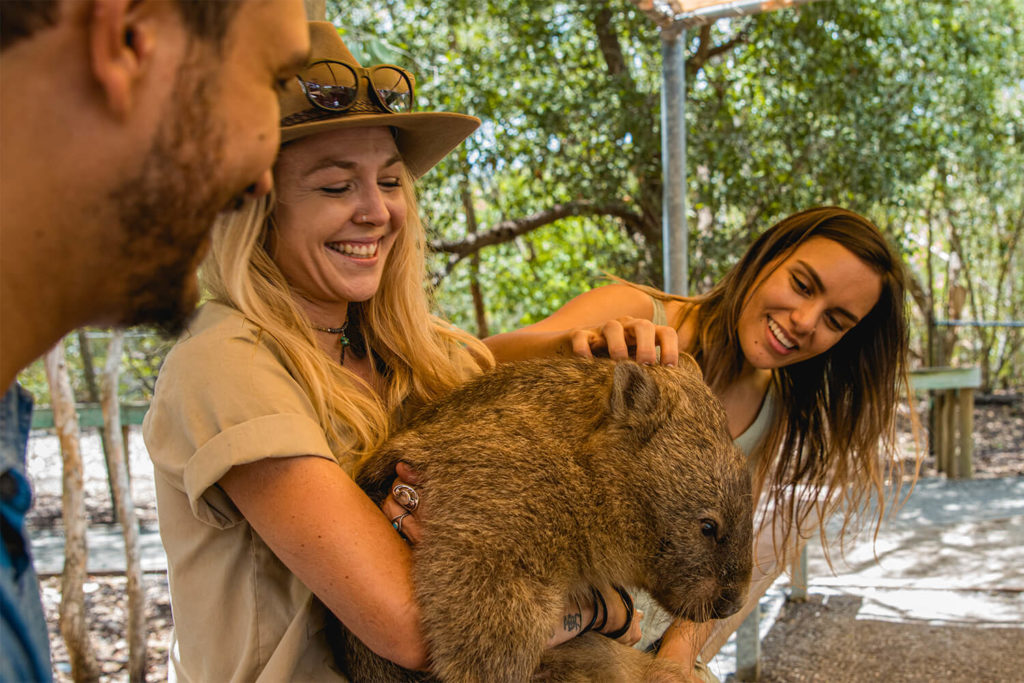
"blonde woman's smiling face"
271,126,407,320
737,236,883,370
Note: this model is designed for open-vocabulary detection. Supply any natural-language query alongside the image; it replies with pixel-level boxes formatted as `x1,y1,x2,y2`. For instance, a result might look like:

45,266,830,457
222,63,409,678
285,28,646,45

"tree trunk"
75,330,99,403
99,330,147,682
44,342,101,682
461,183,489,338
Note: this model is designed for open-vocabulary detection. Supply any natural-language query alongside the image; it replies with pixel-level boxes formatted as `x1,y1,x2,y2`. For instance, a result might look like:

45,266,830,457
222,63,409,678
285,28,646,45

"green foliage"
334,0,1023,388
19,0,1021,401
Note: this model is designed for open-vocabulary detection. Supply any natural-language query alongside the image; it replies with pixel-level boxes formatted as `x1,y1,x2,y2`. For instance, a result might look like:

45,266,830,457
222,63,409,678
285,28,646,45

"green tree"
333,0,1022,387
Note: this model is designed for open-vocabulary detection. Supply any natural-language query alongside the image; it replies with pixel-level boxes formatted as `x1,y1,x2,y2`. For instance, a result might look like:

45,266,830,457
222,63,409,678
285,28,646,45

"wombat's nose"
710,590,744,619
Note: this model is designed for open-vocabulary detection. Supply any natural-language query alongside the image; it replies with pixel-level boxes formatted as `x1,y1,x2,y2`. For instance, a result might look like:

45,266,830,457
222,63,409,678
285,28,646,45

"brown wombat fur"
328,357,753,682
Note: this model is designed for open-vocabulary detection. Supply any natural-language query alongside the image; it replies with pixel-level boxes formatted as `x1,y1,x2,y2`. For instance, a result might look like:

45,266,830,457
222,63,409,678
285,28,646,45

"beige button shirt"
143,302,348,682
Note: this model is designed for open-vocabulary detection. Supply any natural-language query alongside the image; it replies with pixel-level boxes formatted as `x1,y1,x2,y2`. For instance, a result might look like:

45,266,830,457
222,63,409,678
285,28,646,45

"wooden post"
950,389,961,478
735,602,761,681
790,543,808,602
956,388,975,479
937,390,953,474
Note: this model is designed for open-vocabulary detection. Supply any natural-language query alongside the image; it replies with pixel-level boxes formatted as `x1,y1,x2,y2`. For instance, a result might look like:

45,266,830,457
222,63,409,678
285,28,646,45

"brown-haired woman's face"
737,236,883,370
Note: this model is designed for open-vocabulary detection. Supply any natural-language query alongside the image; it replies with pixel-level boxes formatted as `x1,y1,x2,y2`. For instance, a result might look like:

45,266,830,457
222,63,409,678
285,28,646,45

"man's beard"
108,56,241,337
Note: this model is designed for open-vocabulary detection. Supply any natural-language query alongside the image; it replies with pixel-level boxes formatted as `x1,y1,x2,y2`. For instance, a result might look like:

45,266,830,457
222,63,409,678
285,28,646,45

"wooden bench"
909,366,982,479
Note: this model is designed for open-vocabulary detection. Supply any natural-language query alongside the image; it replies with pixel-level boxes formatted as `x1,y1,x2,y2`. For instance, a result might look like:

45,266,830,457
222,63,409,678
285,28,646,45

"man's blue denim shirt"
1,383,52,682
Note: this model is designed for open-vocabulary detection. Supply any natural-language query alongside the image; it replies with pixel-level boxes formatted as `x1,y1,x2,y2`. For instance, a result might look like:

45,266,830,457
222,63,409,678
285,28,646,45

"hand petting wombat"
329,357,753,682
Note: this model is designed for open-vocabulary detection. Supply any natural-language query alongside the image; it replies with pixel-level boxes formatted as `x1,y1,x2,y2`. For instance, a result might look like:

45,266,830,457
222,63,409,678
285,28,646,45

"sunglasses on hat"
296,59,415,114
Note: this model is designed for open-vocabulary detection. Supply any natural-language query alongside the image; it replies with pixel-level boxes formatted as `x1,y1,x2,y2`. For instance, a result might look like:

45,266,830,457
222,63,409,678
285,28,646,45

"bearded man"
0,2,310,679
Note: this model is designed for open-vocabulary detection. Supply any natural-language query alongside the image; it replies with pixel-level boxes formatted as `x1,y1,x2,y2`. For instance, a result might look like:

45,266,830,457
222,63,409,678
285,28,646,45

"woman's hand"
655,617,715,680
381,462,426,545
568,317,679,367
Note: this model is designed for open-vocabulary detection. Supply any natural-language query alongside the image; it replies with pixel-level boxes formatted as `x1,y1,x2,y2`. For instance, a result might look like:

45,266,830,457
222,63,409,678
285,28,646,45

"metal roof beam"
633,0,819,33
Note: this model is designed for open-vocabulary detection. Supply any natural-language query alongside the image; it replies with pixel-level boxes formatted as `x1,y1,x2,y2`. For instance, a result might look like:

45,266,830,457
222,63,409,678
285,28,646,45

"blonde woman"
485,206,914,680
143,23,634,682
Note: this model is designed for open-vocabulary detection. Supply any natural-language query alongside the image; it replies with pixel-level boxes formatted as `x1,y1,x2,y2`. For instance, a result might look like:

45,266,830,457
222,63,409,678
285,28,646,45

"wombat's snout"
709,586,746,619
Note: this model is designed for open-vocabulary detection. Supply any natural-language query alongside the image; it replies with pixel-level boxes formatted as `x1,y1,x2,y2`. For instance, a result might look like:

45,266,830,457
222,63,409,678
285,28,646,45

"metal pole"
661,28,688,295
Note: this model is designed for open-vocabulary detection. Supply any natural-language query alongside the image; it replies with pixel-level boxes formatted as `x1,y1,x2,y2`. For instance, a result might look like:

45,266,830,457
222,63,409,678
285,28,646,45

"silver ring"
392,484,419,512
391,510,412,534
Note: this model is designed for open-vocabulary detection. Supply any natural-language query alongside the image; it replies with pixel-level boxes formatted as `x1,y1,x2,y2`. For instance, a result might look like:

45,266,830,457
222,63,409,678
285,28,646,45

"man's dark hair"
174,0,244,47
1,0,59,51
1,0,242,52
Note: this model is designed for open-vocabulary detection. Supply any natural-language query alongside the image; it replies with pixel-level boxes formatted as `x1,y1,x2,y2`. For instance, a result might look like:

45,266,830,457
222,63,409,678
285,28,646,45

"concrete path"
641,477,1024,680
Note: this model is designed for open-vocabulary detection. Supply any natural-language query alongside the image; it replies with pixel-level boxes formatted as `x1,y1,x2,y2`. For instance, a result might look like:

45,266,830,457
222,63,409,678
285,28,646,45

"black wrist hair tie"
601,585,635,640
580,586,601,635
592,585,609,633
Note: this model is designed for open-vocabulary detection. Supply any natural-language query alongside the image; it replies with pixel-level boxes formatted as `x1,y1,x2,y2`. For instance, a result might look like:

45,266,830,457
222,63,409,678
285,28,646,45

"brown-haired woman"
485,205,914,680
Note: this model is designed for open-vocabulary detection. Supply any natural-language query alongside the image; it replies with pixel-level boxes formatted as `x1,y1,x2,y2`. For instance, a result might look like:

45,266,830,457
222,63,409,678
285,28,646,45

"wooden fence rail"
30,403,149,430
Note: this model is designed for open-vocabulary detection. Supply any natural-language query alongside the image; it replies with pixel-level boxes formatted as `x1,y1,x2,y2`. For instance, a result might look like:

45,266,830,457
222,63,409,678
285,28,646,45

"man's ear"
88,0,156,119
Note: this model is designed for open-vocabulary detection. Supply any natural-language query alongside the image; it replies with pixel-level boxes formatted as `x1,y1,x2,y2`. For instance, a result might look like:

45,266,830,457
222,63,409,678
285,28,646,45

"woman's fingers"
607,317,680,366
570,329,598,358
382,468,426,545
653,325,679,366
395,461,423,485
600,319,632,360
567,317,680,366
624,318,658,365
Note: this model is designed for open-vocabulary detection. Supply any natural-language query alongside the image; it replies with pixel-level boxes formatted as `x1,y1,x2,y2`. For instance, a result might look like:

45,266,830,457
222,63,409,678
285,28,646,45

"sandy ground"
758,593,1024,682
24,396,1024,682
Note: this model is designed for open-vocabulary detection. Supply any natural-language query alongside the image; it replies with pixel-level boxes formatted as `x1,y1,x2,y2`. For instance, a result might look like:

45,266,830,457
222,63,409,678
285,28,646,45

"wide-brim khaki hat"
279,22,480,178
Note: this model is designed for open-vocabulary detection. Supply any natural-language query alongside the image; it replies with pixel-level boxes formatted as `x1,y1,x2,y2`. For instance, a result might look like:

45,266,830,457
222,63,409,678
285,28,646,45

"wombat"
329,357,753,682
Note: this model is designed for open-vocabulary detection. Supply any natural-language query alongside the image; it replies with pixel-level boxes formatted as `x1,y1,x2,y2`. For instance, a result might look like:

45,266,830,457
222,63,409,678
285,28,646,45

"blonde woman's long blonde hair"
201,168,492,472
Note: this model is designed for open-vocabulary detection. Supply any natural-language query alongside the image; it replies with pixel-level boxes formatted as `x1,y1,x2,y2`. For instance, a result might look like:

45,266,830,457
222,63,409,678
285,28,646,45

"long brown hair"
654,206,914,556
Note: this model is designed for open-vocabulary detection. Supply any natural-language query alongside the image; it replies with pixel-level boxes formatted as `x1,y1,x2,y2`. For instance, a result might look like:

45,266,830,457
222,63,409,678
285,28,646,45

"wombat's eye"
700,519,718,539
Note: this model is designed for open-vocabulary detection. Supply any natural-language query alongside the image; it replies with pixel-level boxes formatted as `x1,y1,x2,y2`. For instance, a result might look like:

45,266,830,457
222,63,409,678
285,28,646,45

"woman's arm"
222,457,641,671
655,619,715,682
484,284,679,366
219,455,431,670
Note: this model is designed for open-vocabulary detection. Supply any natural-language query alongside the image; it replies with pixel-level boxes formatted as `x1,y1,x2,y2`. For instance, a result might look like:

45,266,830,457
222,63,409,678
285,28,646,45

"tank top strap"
649,295,668,326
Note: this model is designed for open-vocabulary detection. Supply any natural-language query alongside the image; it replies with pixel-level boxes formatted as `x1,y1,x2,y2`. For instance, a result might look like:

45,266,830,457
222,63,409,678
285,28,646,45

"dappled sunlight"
852,587,1024,626
797,478,1024,629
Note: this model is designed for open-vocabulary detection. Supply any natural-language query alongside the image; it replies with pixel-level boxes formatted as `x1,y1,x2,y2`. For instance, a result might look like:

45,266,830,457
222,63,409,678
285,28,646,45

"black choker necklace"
313,321,351,362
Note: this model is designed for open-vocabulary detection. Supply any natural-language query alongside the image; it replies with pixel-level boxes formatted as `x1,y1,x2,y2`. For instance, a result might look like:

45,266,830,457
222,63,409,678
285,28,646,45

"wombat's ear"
677,352,702,377
608,362,660,423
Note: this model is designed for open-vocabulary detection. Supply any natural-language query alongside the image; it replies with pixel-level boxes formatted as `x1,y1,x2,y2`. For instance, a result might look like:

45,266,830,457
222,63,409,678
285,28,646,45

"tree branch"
595,5,633,86
686,23,751,77
428,201,645,285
